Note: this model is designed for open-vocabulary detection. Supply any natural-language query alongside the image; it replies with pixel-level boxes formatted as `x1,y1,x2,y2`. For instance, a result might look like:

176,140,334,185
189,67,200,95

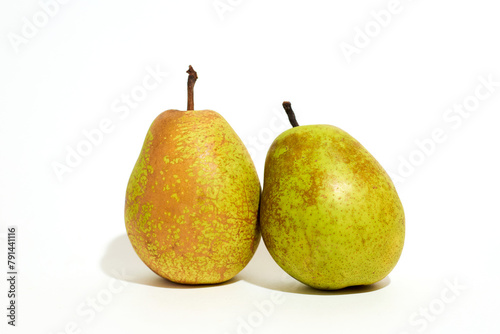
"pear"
125,66,260,284
260,102,405,290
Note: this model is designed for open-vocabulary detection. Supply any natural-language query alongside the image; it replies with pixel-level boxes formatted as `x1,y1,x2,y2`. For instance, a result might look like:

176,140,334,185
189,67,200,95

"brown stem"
187,65,198,110
282,101,299,127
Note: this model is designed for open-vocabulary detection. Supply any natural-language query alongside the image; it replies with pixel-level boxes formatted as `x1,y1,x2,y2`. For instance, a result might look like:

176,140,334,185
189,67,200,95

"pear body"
125,109,261,284
260,125,404,290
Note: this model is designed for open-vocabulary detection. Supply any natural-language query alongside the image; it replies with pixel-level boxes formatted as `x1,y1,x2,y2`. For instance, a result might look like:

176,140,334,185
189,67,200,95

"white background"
1,0,499,333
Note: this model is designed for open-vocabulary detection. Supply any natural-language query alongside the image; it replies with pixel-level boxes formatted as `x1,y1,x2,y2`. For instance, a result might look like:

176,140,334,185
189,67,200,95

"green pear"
260,102,405,290
124,67,261,284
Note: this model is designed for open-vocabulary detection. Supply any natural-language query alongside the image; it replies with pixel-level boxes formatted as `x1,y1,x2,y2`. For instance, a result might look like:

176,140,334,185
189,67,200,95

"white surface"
1,0,499,333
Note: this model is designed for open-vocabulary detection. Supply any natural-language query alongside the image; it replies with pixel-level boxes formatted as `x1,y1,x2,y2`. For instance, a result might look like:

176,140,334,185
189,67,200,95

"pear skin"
125,109,261,284
260,123,405,290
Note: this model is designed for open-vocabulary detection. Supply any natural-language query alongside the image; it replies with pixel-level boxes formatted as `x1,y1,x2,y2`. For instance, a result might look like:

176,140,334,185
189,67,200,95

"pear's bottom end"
142,260,242,286
157,272,237,286
297,275,392,292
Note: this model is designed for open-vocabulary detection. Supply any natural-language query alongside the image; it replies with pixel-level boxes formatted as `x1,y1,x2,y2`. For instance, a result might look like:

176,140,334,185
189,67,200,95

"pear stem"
282,101,299,127
187,65,198,110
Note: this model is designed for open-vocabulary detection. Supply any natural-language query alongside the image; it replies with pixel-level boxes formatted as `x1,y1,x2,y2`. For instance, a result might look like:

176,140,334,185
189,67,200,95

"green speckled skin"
260,125,405,290
125,109,261,284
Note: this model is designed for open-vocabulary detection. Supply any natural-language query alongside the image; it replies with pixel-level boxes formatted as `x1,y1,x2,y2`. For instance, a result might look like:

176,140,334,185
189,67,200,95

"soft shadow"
100,234,239,289
238,242,391,295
